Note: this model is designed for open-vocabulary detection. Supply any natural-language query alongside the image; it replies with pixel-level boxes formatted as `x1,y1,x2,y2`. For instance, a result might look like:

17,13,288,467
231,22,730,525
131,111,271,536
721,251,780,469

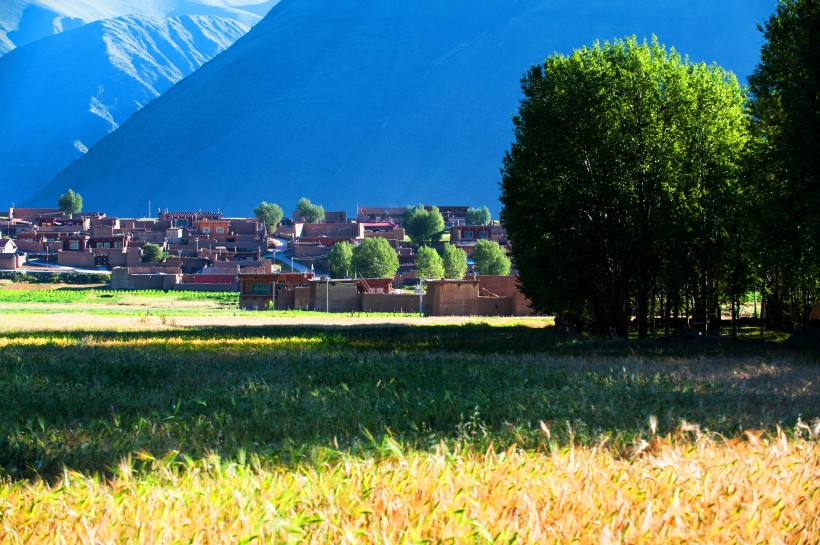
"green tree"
465,206,492,226
472,240,510,276
141,243,165,263
328,241,353,278
57,189,82,216
416,246,444,279
441,243,468,279
403,204,445,246
500,37,747,336
296,197,325,223
351,237,399,278
747,0,820,329
254,201,283,233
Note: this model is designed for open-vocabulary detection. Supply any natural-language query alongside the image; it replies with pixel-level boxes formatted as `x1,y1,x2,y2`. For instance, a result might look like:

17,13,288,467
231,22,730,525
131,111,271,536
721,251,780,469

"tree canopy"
472,240,511,276
441,244,468,279
141,243,165,263
254,201,283,233
57,189,82,216
416,246,444,279
296,197,325,223
328,241,353,278
747,0,820,329
500,37,748,336
403,205,445,247
351,238,399,279
465,206,492,226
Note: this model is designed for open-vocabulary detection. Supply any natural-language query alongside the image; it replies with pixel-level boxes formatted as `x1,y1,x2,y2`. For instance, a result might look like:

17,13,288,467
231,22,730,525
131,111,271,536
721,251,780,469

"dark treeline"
501,1,819,337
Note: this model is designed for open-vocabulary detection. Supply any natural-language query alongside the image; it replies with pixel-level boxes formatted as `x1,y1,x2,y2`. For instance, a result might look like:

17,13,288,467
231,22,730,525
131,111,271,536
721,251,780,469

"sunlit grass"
2,436,818,544
0,320,817,543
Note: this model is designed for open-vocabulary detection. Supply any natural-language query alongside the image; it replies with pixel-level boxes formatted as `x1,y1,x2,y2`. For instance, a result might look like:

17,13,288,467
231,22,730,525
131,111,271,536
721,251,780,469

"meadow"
0,289,818,543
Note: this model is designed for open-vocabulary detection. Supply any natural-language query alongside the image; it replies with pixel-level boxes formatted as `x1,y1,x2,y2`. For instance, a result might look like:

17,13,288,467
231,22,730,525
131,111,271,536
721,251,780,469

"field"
0,288,819,543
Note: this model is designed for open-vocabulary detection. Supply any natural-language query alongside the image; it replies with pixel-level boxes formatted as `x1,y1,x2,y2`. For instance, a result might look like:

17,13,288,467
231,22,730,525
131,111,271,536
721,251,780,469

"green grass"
0,288,238,305
1,323,817,482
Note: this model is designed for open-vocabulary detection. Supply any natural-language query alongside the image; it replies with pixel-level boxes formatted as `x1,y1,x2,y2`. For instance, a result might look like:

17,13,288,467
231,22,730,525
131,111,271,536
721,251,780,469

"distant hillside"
32,0,775,216
0,14,249,203
0,0,277,55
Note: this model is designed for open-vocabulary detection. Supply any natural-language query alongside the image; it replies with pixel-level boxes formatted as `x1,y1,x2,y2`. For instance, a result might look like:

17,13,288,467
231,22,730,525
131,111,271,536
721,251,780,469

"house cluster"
237,273,532,316
1,207,269,290
278,205,509,285
1,204,533,316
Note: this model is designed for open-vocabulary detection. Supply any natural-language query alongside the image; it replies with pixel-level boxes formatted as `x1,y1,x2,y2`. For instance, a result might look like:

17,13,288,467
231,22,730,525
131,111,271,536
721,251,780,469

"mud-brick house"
195,218,231,236
450,225,509,255
7,207,62,222
356,206,406,223
357,222,405,244
291,223,359,258
0,238,25,269
238,272,315,310
434,206,469,228
423,277,533,316
111,266,182,290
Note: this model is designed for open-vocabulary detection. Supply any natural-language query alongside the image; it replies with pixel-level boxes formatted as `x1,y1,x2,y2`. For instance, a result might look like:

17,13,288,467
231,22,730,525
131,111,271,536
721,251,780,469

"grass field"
0,293,818,542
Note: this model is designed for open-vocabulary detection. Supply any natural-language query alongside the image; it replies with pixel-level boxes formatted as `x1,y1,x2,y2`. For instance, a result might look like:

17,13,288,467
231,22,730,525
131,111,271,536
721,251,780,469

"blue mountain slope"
0,15,249,203
31,0,775,216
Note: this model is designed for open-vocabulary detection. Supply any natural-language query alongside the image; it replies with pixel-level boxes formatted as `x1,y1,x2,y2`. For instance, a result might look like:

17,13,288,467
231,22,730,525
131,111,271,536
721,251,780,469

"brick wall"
57,250,94,268
477,296,513,316
361,293,420,313
111,268,179,290
174,283,236,292
315,281,359,312
426,281,480,316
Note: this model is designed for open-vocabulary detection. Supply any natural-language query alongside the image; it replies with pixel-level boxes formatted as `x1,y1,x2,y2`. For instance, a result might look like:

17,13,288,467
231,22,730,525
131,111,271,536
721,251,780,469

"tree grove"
500,37,748,337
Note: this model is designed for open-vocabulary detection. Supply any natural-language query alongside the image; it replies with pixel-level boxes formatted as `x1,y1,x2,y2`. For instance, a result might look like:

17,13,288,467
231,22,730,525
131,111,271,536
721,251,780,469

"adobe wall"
513,290,534,316
0,253,23,270
477,296,513,316
294,287,311,310
109,252,128,267
57,250,94,268
240,295,272,310
426,281,480,316
361,293,420,314
315,282,359,312
476,275,518,297
15,241,46,253
476,275,534,315
174,283,237,292
293,244,329,258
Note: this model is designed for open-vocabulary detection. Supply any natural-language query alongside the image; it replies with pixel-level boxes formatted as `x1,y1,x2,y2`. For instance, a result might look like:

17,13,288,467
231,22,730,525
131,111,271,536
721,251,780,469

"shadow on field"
1,323,818,482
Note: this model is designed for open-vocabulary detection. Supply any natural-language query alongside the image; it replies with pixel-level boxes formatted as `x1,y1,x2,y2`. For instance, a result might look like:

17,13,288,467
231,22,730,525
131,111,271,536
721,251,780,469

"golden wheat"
2,435,818,544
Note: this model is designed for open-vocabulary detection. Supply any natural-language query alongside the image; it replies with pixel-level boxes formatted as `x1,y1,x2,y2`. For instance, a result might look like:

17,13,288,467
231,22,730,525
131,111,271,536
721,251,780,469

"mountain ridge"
28,0,776,215
0,14,249,202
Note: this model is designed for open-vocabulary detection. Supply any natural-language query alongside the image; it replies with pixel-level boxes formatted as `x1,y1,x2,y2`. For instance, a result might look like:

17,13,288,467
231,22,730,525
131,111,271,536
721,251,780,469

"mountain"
32,0,775,216
0,14,249,203
0,0,278,55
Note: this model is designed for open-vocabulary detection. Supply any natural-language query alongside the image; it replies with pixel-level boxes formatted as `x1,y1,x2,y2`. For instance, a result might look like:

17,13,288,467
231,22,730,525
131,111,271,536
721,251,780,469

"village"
0,203,534,317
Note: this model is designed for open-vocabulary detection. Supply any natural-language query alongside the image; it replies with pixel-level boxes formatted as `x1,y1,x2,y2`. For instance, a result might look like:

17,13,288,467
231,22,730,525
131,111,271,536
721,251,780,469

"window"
463,231,474,240
251,283,271,295
100,242,111,248
202,227,211,234
478,231,489,239
69,241,80,250
216,227,225,234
